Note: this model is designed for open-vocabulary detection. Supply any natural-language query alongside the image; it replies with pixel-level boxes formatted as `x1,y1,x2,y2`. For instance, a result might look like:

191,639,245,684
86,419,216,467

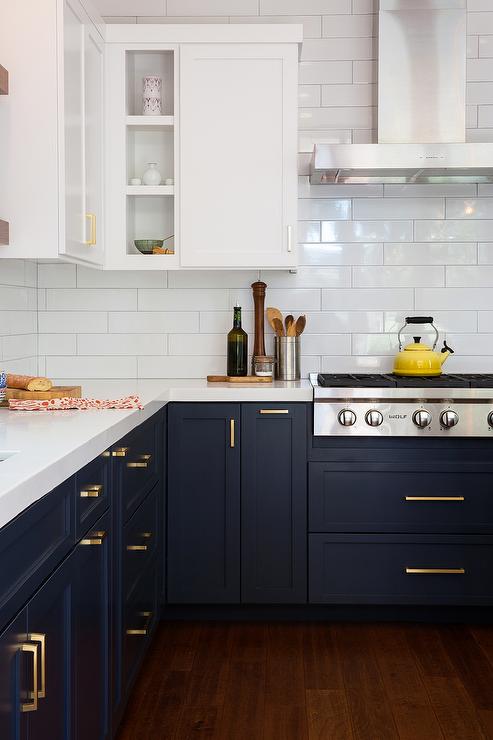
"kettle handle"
398,318,439,351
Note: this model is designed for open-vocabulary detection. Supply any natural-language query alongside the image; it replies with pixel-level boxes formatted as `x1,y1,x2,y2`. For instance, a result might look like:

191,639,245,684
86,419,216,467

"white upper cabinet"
104,25,301,271
179,44,298,269
0,0,104,264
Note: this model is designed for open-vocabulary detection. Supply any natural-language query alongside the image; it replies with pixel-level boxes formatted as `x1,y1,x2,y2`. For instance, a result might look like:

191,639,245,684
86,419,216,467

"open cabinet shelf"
126,185,174,195
0,65,8,95
126,115,174,127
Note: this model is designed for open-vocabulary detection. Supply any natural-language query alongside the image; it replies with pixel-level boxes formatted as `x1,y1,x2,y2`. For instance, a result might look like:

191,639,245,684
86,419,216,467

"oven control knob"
488,412,493,428
338,409,356,427
440,410,459,429
413,410,432,428
366,410,383,427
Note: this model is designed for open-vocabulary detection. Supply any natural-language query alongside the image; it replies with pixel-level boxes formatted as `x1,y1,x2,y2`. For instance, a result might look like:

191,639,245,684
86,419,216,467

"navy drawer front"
123,485,159,600
309,463,493,534
309,534,493,605
116,416,161,523
123,557,159,694
75,451,110,538
0,479,74,631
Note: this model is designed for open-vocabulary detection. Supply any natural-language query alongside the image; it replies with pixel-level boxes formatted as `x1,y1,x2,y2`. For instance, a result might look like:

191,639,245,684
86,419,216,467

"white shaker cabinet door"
61,0,104,266
179,44,298,269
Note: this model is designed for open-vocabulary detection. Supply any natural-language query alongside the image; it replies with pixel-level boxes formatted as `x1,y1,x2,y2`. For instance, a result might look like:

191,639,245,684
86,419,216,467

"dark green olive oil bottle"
227,304,248,377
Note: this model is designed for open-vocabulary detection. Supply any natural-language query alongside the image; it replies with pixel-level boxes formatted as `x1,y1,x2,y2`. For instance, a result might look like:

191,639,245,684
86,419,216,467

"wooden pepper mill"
251,280,267,372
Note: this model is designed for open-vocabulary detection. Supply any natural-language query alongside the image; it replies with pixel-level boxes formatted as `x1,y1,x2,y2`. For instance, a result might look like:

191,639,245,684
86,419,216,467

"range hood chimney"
310,0,493,185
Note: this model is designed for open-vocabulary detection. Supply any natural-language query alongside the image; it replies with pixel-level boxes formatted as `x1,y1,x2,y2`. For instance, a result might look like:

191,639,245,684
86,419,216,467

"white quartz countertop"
0,378,312,531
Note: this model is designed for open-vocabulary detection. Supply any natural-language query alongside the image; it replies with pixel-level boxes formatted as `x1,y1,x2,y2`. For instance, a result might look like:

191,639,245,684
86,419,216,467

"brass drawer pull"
126,611,153,636
28,634,46,699
126,544,148,552
127,454,152,469
112,447,129,458
20,643,38,712
405,568,465,575
259,409,289,414
84,213,97,246
80,530,106,546
405,496,465,502
230,419,235,448
141,532,153,539
80,484,103,498
101,450,110,458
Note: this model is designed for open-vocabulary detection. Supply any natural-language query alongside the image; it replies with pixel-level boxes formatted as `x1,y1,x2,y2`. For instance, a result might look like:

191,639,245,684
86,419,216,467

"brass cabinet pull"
28,633,46,699
127,454,152,469
405,496,465,502
101,450,110,458
141,532,153,539
84,213,96,246
112,447,129,458
80,530,106,546
126,611,153,636
259,409,289,414
230,419,235,448
80,484,103,499
126,545,148,552
20,643,38,713
405,568,465,575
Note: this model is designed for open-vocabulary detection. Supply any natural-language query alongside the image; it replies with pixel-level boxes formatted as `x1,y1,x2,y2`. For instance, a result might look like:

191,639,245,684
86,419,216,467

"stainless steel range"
310,373,493,437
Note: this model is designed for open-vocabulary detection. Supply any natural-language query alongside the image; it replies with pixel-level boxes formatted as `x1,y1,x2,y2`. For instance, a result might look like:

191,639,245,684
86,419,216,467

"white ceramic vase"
142,75,162,115
142,163,162,186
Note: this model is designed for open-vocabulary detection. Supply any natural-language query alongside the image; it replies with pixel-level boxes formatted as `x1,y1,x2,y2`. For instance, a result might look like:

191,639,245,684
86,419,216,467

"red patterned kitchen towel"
8,395,144,411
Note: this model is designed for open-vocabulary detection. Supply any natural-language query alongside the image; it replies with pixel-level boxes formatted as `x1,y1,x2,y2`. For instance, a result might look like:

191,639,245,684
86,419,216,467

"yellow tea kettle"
393,317,454,377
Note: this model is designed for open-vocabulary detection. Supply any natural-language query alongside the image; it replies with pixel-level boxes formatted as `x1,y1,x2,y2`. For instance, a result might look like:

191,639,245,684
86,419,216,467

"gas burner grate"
317,373,493,389
459,374,493,388
392,374,471,388
317,374,396,388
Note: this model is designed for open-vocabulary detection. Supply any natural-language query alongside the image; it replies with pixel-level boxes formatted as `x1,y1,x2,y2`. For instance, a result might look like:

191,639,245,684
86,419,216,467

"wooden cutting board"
5,386,82,400
207,375,272,384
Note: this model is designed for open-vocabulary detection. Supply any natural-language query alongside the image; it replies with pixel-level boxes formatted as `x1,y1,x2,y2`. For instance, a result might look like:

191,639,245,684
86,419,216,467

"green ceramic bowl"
134,239,164,254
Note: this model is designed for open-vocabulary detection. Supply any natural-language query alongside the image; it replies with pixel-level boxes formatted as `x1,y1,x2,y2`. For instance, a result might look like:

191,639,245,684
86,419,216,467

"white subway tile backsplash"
415,220,493,242
352,0,377,13
98,0,164,15
299,61,352,85
352,333,397,356
38,263,76,288
38,311,108,333
78,333,167,356
137,355,224,378
109,311,199,334
0,261,29,287
478,312,493,331
138,289,229,311
479,243,493,262
468,58,493,81
233,15,322,38
479,36,493,58
301,38,375,62
76,266,166,289
323,14,375,38
0,311,37,336
2,334,37,361
321,83,376,107
299,85,321,108
199,311,255,334
468,13,493,36
46,289,137,311
298,199,351,220
299,130,352,151
298,221,321,243
321,221,413,242
305,311,383,333
298,242,383,266
385,311,477,333
46,356,138,379
384,184,478,198
169,334,226,356
354,266,445,288
168,271,258,289
354,198,445,220
447,333,493,354
352,60,377,84
0,286,37,311
447,265,493,286
38,334,77,355
384,243,477,265
468,35,479,59
302,333,351,355
260,0,350,15
416,288,493,310
298,177,383,199
322,288,414,311
167,0,257,16
466,127,493,141
320,355,393,372
447,198,493,218
261,267,351,288
299,106,376,130
469,1,493,11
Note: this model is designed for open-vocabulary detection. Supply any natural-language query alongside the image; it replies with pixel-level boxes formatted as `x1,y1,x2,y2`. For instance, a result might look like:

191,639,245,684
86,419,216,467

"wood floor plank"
263,703,309,740
423,676,487,740
441,626,493,710
215,660,266,740
266,624,306,708
406,625,455,678
173,706,221,739
303,623,344,690
478,709,493,740
371,625,444,740
306,689,354,740
185,623,233,707
335,624,399,740
229,622,268,663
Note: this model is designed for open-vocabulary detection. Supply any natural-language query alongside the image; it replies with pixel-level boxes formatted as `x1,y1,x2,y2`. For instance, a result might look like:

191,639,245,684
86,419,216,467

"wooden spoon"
272,317,285,337
266,307,283,332
285,314,295,336
295,315,306,336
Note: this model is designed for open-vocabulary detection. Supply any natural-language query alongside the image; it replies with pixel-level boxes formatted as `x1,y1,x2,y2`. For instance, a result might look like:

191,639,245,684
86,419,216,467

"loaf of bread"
6,374,53,392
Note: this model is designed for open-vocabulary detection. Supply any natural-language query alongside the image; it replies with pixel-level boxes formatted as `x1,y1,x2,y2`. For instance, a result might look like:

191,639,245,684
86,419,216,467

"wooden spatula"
266,307,283,332
272,317,285,337
295,315,306,336
285,314,295,336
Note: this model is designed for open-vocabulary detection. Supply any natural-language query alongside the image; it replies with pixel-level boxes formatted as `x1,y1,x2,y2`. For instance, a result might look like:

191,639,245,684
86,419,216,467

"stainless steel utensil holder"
275,336,300,380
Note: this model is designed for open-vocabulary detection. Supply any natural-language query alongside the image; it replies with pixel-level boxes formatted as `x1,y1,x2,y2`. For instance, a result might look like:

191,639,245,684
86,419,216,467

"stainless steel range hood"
310,0,493,185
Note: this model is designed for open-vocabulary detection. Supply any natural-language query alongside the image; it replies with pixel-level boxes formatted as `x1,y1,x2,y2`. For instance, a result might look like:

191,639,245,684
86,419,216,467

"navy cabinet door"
73,513,110,740
0,611,28,740
241,404,307,603
167,403,241,603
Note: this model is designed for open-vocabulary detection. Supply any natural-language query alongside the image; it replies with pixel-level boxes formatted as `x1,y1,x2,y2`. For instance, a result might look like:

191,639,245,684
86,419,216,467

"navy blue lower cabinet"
73,513,110,740
241,404,307,603
309,534,493,605
0,611,28,740
167,404,241,604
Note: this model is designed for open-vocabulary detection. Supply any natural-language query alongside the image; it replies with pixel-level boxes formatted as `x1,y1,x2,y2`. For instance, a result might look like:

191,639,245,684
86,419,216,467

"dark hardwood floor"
117,621,493,739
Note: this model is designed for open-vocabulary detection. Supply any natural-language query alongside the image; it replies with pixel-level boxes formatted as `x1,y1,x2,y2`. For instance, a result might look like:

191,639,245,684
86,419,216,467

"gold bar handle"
84,213,96,246
28,634,46,699
141,532,153,539
230,419,235,448
80,484,103,499
127,454,152,469
80,530,107,547
126,545,148,552
20,643,38,713
126,611,153,636
405,496,465,502
406,568,465,575
112,447,129,458
101,450,110,458
259,409,289,414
